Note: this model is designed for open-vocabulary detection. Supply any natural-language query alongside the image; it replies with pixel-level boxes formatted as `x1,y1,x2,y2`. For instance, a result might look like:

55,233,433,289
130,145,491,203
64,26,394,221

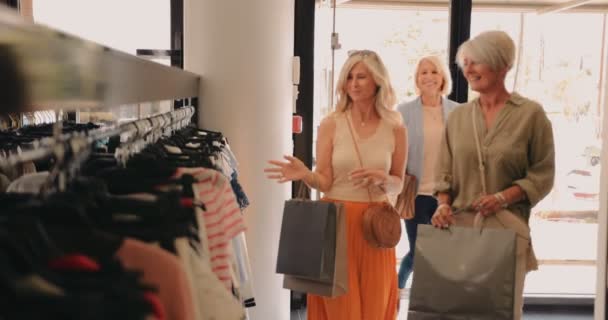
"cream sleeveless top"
324,111,395,202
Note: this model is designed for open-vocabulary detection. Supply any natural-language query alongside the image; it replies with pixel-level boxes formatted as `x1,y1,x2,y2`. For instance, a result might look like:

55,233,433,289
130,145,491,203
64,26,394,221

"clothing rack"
0,6,257,320
0,106,194,178
0,107,195,194
0,3,200,185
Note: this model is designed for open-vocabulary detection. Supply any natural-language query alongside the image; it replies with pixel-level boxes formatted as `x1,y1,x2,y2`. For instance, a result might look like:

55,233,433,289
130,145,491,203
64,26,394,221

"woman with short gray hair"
431,30,555,319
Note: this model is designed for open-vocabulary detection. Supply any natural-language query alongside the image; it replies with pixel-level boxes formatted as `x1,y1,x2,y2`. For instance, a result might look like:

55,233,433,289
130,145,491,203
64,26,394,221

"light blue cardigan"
397,96,459,193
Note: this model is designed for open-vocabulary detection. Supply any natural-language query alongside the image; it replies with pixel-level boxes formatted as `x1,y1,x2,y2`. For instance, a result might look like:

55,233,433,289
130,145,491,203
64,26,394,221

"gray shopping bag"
282,204,347,297
408,224,516,320
276,197,338,282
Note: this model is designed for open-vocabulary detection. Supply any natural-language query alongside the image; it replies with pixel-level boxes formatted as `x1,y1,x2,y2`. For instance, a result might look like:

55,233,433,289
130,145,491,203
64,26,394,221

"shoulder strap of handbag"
472,105,530,237
471,105,487,194
345,111,382,203
471,105,490,229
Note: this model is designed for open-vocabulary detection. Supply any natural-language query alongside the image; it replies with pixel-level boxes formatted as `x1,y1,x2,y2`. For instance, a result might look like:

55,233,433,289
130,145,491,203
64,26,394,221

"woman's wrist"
493,191,508,207
436,192,452,207
436,203,451,212
305,170,317,189
374,174,397,193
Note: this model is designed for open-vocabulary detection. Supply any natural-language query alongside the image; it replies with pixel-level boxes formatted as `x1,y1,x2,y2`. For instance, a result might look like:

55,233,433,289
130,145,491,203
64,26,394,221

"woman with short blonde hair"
396,54,459,290
412,55,453,96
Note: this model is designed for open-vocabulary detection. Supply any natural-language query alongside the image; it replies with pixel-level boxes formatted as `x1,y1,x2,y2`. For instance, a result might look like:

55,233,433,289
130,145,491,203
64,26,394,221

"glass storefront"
314,2,604,302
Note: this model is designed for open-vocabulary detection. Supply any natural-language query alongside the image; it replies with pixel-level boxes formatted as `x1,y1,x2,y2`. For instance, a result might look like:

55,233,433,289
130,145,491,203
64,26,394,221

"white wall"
32,0,170,56
184,1,294,319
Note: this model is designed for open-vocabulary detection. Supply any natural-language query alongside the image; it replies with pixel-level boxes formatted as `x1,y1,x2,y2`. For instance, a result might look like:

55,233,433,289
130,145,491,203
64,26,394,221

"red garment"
48,254,101,272
116,238,196,320
180,197,194,208
143,292,166,320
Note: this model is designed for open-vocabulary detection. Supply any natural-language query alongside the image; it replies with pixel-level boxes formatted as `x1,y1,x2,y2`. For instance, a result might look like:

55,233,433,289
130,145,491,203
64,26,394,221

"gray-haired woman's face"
461,56,502,93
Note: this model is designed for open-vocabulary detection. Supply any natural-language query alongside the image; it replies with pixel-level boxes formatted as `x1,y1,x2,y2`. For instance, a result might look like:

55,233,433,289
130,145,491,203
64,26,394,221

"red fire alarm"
293,115,303,134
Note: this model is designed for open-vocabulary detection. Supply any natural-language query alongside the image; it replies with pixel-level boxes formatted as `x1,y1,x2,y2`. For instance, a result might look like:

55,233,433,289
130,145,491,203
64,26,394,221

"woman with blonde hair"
431,30,554,319
396,55,459,290
265,49,407,319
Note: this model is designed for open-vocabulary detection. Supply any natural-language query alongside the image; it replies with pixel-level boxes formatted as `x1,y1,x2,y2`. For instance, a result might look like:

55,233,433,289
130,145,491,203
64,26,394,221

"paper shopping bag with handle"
276,182,348,297
408,223,516,320
282,203,347,297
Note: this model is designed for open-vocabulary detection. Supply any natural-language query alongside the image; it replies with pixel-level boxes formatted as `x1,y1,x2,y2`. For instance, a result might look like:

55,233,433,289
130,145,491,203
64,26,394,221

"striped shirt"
175,167,247,289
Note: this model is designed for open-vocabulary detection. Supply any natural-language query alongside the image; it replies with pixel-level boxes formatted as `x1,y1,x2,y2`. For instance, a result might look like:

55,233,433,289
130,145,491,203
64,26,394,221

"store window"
315,6,450,120
315,3,604,301
32,0,169,57
31,0,172,122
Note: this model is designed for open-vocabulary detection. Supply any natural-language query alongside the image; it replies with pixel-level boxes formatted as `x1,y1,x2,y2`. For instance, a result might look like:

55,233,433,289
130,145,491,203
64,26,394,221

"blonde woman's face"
346,62,377,104
416,59,444,96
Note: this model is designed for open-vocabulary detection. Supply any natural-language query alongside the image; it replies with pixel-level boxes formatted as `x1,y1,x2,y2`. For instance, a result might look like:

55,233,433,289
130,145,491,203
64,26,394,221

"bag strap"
471,105,487,194
295,172,319,200
471,105,489,230
345,111,384,203
345,112,373,202
472,104,533,241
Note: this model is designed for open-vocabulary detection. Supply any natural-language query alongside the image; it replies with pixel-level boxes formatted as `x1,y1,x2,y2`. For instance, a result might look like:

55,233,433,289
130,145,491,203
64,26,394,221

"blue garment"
231,171,250,209
397,195,437,288
396,96,459,192
396,96,458,289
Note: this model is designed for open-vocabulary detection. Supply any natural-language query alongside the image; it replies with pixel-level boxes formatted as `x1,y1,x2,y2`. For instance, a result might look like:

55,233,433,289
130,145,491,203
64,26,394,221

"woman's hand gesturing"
264,155,309,183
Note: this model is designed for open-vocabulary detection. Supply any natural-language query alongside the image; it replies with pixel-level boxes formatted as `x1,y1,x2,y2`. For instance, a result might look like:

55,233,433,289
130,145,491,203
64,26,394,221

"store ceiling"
333,0,608,12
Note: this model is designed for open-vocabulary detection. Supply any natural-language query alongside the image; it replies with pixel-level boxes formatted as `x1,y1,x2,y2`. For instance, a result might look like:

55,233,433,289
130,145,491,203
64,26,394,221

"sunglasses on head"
347,49,377,58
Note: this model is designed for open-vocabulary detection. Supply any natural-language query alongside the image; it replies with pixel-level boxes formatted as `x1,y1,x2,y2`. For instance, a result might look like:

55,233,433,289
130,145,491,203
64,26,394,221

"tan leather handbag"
346,114,401,248
395,174,416,219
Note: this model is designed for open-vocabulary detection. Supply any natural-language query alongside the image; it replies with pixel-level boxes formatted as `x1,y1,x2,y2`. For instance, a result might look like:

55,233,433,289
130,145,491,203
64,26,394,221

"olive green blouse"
434,92,555,222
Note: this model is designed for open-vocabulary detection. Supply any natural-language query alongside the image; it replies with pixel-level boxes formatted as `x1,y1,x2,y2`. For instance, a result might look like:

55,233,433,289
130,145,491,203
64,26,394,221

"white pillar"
595,72,608,320
184,1,294,320
594,25,608,319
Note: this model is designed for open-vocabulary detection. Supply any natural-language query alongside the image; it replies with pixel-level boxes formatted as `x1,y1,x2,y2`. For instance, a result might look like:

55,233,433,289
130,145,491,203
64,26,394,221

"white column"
184,1,294,320
595,79,608,320
594,29,608,319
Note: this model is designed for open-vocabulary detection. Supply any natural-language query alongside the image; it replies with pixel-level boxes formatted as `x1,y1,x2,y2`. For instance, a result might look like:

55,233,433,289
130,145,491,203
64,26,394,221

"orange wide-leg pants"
307,200,398,320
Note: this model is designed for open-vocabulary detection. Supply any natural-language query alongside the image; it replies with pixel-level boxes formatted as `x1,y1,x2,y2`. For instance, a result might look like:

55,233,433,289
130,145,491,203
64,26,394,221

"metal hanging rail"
0,5,200,112
0,106,195,173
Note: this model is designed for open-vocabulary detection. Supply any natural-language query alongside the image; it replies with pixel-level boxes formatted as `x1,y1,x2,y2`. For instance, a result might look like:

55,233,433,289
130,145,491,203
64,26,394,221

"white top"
324,111,395,202
418,106,444,195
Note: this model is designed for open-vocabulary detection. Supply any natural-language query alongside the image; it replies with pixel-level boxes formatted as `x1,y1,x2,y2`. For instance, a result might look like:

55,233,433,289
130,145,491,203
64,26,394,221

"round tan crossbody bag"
345,115,401,248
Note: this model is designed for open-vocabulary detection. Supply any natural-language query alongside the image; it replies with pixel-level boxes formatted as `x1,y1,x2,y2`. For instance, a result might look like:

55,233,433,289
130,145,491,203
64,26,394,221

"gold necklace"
358,110,371,127
425,106,442,122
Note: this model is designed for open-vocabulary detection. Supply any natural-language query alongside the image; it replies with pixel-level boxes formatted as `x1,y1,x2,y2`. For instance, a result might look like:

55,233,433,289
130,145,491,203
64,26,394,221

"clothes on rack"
175,167,246,289
0,197,164,320
0,110,253,320
0,121,101,183
116,237,196,320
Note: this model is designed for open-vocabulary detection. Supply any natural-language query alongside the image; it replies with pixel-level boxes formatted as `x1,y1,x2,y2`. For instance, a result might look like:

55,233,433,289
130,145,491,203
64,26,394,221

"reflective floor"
290,300,594,319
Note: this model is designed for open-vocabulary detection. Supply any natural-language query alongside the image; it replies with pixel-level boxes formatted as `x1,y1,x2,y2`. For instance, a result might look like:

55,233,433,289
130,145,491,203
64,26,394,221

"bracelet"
493,192,508,208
